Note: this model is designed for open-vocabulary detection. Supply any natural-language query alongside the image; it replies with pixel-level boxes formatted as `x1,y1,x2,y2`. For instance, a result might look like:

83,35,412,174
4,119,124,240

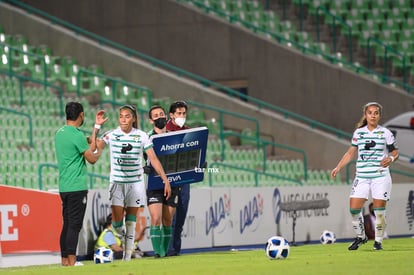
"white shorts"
350,175,392,201
109,182,146,208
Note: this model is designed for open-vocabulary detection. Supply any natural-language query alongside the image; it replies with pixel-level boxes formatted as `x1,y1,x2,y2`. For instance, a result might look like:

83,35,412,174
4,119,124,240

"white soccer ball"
265,236,290,260
94,247,114,264
320,230,336,244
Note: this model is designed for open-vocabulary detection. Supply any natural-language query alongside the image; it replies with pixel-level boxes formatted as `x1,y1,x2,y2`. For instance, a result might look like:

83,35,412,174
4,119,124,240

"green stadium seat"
379,30,398,48
382,18,400,35
232,0,248,12
136,89,151,111
347,8,364,30
366,8,386,28
401,16,414,31
295,31,313,44
371,0,390,11
47,58,67,84
388,7,405,25
279,20,296,33
399,29,414,42
81,75,105,95
330,0,349,19
307,0,329,21
360,19,380,39
247,1,262,12
350,0,369,11
392,0,411,14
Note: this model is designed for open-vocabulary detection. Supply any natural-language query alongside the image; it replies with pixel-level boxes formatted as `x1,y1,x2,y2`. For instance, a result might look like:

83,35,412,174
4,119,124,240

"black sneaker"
154,254,161,258
348,237,368,250
373,241,383,250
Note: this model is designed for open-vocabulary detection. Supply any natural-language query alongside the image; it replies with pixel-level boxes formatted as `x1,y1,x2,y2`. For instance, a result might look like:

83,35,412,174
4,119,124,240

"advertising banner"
3,183,414,255
0,185,61,253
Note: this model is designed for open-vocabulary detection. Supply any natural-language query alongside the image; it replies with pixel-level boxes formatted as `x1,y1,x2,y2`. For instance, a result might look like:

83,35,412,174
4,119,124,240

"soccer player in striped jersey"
331,102,398,251
97,105,171,260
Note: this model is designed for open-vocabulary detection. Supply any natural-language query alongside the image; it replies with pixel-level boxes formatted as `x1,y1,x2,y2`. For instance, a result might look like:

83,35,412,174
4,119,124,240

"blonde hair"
356,102,383,129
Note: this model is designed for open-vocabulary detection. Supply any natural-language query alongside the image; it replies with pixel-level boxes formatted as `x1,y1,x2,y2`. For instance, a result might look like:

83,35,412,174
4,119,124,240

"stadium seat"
371,0,390,11
388,7,406,26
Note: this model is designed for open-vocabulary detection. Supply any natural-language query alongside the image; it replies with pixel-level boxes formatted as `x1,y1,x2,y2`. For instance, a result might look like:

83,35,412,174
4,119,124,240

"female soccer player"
97,105,171,260
331,102,398,251
146,105,180,258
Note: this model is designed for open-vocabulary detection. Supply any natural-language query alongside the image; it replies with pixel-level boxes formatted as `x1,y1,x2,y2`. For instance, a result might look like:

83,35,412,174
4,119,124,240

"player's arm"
380,145,399,168
146,147,171,200
84,110,108,164
331,146,357,178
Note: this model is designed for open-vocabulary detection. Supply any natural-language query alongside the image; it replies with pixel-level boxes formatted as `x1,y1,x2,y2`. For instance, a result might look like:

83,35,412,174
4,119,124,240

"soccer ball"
94,247,114,264
320,230,336,244
265,236,290,260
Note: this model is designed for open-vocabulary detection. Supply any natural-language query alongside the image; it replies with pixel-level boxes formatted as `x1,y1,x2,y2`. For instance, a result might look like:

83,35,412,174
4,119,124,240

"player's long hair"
356,102,383,129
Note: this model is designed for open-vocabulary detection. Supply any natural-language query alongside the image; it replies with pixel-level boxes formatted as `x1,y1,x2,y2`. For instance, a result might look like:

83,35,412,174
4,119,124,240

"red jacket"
166,120,189,132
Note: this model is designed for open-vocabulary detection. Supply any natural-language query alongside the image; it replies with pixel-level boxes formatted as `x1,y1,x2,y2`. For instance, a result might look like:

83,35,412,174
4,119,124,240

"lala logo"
205,194,231,235
239,193,264,234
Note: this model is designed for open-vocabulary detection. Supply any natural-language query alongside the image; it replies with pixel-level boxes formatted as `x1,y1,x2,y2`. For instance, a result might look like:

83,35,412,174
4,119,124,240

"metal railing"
37,163,109,190
221,131,308,181
367,37,407,84
76,68,153,108
345,160,414,184
0,106,33,147
1,69,65,118
1,0,357,140
187,99,261,150
208,162,303,187
289,1,412,93
316,6,353,62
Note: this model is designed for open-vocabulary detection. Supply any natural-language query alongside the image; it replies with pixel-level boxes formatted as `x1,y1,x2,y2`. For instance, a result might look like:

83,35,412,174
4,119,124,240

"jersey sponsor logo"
364,140,376,150
121,143,133,153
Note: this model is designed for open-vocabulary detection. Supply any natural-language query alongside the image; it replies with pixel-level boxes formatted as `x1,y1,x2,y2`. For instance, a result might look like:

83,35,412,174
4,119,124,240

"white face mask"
175,117,186,128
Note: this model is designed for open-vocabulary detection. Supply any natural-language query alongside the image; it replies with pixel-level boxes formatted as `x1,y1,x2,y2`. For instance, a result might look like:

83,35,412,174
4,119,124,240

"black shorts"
146,186,180,207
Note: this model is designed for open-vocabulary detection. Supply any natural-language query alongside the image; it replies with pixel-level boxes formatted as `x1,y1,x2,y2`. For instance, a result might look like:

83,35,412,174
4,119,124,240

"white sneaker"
74,261,84,266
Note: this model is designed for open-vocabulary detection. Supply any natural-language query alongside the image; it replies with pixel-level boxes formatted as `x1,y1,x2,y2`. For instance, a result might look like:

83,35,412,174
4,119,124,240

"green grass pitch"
2,237,414,275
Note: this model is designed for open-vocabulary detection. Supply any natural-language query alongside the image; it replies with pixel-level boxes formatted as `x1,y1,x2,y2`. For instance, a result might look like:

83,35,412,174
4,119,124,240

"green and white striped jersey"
102,127,153,184
351,125,396,179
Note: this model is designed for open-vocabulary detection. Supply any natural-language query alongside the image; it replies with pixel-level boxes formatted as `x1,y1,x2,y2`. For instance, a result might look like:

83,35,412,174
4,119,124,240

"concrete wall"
1,1,413,182
14,0,414,132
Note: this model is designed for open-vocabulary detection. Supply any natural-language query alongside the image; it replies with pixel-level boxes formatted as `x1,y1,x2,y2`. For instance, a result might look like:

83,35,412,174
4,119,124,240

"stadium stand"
4,1,414,191
181,0,414,91
0,60,340,193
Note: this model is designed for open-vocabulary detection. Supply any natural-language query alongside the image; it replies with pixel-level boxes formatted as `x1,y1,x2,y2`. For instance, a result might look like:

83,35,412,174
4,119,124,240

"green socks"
160,226,172,257
150,225,172,257
150,226,162,256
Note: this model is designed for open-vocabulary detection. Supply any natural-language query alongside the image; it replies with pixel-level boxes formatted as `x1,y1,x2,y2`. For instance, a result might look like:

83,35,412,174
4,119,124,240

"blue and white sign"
148,127,209,190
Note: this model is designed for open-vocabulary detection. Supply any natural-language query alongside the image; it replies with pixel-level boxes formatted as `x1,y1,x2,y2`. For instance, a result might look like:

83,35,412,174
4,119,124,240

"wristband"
94,124,101,130
389,156,395,162
93,148,98,154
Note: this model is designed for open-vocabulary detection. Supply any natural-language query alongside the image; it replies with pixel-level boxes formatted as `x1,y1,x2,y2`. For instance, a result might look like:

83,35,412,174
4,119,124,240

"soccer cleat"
373,241,383,250
348,237,368,250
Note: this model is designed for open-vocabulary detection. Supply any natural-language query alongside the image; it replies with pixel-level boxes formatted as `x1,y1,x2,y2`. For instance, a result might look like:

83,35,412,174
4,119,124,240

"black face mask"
154,117,167,129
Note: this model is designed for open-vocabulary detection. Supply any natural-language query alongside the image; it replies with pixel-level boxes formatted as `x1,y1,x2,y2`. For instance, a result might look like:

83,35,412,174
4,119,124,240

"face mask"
154,117,167,129
175,117,186,128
